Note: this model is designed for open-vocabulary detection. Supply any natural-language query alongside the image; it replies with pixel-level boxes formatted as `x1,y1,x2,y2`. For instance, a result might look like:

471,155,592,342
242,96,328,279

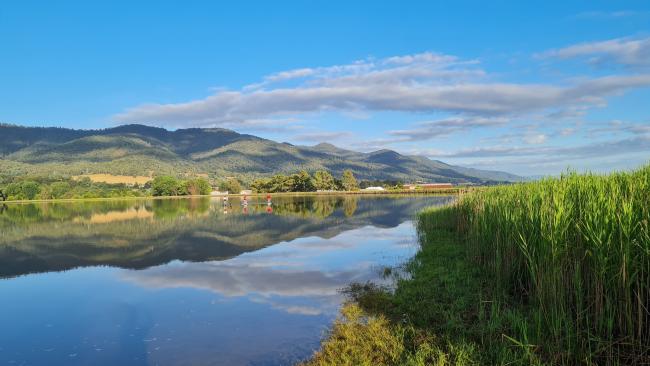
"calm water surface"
0,195,451,366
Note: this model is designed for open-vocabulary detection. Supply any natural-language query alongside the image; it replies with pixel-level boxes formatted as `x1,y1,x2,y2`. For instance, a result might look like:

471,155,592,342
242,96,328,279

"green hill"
0,123,522,183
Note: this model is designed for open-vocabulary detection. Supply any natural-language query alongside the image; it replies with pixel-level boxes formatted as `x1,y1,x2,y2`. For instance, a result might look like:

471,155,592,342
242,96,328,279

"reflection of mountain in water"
0,195,452,278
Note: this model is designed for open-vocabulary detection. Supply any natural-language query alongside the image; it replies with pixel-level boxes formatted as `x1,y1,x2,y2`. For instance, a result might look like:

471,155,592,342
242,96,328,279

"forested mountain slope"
0,123,522,183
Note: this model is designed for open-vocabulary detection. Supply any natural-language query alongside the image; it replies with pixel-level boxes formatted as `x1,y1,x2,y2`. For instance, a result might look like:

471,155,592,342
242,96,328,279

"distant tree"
313,171,336,191
291,171,315,192
333,178,344,191
341,170,359,191
5,183,23,200
195,178,212,195
0,188,6,201
185,178,212,195
218,178,242,194
10,181,41,200
38,186,53,200
50,182,71,199
268,175,293,192
250,178,271,193
77,177,93,188
177,181,190,195
151,176,182,196
230,179,242,194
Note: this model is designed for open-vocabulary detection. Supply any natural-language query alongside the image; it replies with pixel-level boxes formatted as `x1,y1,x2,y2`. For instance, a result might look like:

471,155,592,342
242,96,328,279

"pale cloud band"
540,36,650,68
114,50,650,127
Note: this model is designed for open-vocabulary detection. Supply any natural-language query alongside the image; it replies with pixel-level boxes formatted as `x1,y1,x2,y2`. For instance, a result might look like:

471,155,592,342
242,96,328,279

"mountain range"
0,123,522,183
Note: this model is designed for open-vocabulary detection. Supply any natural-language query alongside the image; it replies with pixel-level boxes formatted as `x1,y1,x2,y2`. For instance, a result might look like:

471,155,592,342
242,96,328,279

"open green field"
305,165,649,365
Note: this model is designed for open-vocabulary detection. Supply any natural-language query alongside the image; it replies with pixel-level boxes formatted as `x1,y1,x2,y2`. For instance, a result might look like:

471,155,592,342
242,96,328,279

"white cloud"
586,120,650,138
559,128,576,136
265,68,316,83
383,52,459,65
541,37,650,68
293,131,352,142
523,133,548,145
438,135,650,160
114,64,650,127
114,49,650,129
387,116,509,142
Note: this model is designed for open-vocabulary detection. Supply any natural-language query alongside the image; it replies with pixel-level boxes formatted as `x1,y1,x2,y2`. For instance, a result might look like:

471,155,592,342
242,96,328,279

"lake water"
0,195,451,366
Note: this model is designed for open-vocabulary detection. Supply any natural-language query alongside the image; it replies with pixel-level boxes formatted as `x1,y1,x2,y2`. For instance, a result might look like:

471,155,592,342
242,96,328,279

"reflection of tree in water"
0,195,453,278
0,200,143,226
152,199,186,219
149,198,212,219
269,196,357,219
342,196,358,217
311,198,336,218
152,199,180,219
0,195,416,224
0,203,44,224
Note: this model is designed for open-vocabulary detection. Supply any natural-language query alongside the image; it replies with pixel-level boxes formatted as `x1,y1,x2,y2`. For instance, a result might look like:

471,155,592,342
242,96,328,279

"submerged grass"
304,165,650,365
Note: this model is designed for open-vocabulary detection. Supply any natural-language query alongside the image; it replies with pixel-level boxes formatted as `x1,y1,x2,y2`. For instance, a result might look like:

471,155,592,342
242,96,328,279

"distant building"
361,186,386,191
211,190,228,196
240,189,252,195
404,183,453,190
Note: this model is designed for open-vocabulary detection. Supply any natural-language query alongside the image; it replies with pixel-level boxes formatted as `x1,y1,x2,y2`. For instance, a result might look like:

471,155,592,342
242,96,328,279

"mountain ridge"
0,123,523,183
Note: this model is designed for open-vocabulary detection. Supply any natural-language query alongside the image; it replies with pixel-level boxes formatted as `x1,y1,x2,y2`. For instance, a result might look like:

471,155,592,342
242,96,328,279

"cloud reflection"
122,224,416,316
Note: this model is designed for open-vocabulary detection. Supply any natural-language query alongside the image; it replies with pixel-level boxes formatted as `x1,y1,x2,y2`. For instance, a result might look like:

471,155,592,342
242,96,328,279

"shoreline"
305,165,650,365
0,188,469,205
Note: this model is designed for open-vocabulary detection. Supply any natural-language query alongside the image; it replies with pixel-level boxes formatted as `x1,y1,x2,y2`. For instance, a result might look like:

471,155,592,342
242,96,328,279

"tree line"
150,176,212,196
250,170,358,193
0,177,147,201
0,169,363,201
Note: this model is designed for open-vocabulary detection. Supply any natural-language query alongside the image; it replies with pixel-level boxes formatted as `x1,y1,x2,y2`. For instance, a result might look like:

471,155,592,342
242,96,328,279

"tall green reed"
426,165,649,364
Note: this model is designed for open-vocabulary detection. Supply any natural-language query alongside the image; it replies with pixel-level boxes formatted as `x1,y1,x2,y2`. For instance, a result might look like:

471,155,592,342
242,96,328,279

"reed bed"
421,165,650,364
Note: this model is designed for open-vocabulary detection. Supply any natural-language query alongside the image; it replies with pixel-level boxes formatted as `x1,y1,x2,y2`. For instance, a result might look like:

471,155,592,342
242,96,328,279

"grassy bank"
304,166,649,365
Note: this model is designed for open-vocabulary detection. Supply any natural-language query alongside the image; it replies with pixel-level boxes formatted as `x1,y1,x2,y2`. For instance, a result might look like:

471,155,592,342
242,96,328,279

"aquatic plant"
420,164,650,363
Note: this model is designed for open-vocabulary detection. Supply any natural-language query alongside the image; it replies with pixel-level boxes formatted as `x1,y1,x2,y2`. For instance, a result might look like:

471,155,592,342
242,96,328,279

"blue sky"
1,0,649,176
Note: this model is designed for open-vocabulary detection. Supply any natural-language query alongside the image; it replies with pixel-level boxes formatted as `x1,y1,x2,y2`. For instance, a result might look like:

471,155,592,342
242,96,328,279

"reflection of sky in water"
0,196,447,366
123,223,418,316
0,223,416,366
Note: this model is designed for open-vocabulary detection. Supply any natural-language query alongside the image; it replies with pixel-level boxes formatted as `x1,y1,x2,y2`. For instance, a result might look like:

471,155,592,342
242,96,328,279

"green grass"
304,165,650,365
304,224,497,366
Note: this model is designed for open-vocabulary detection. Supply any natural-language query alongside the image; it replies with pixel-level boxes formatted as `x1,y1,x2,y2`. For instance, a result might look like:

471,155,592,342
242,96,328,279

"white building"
361,186,386,191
